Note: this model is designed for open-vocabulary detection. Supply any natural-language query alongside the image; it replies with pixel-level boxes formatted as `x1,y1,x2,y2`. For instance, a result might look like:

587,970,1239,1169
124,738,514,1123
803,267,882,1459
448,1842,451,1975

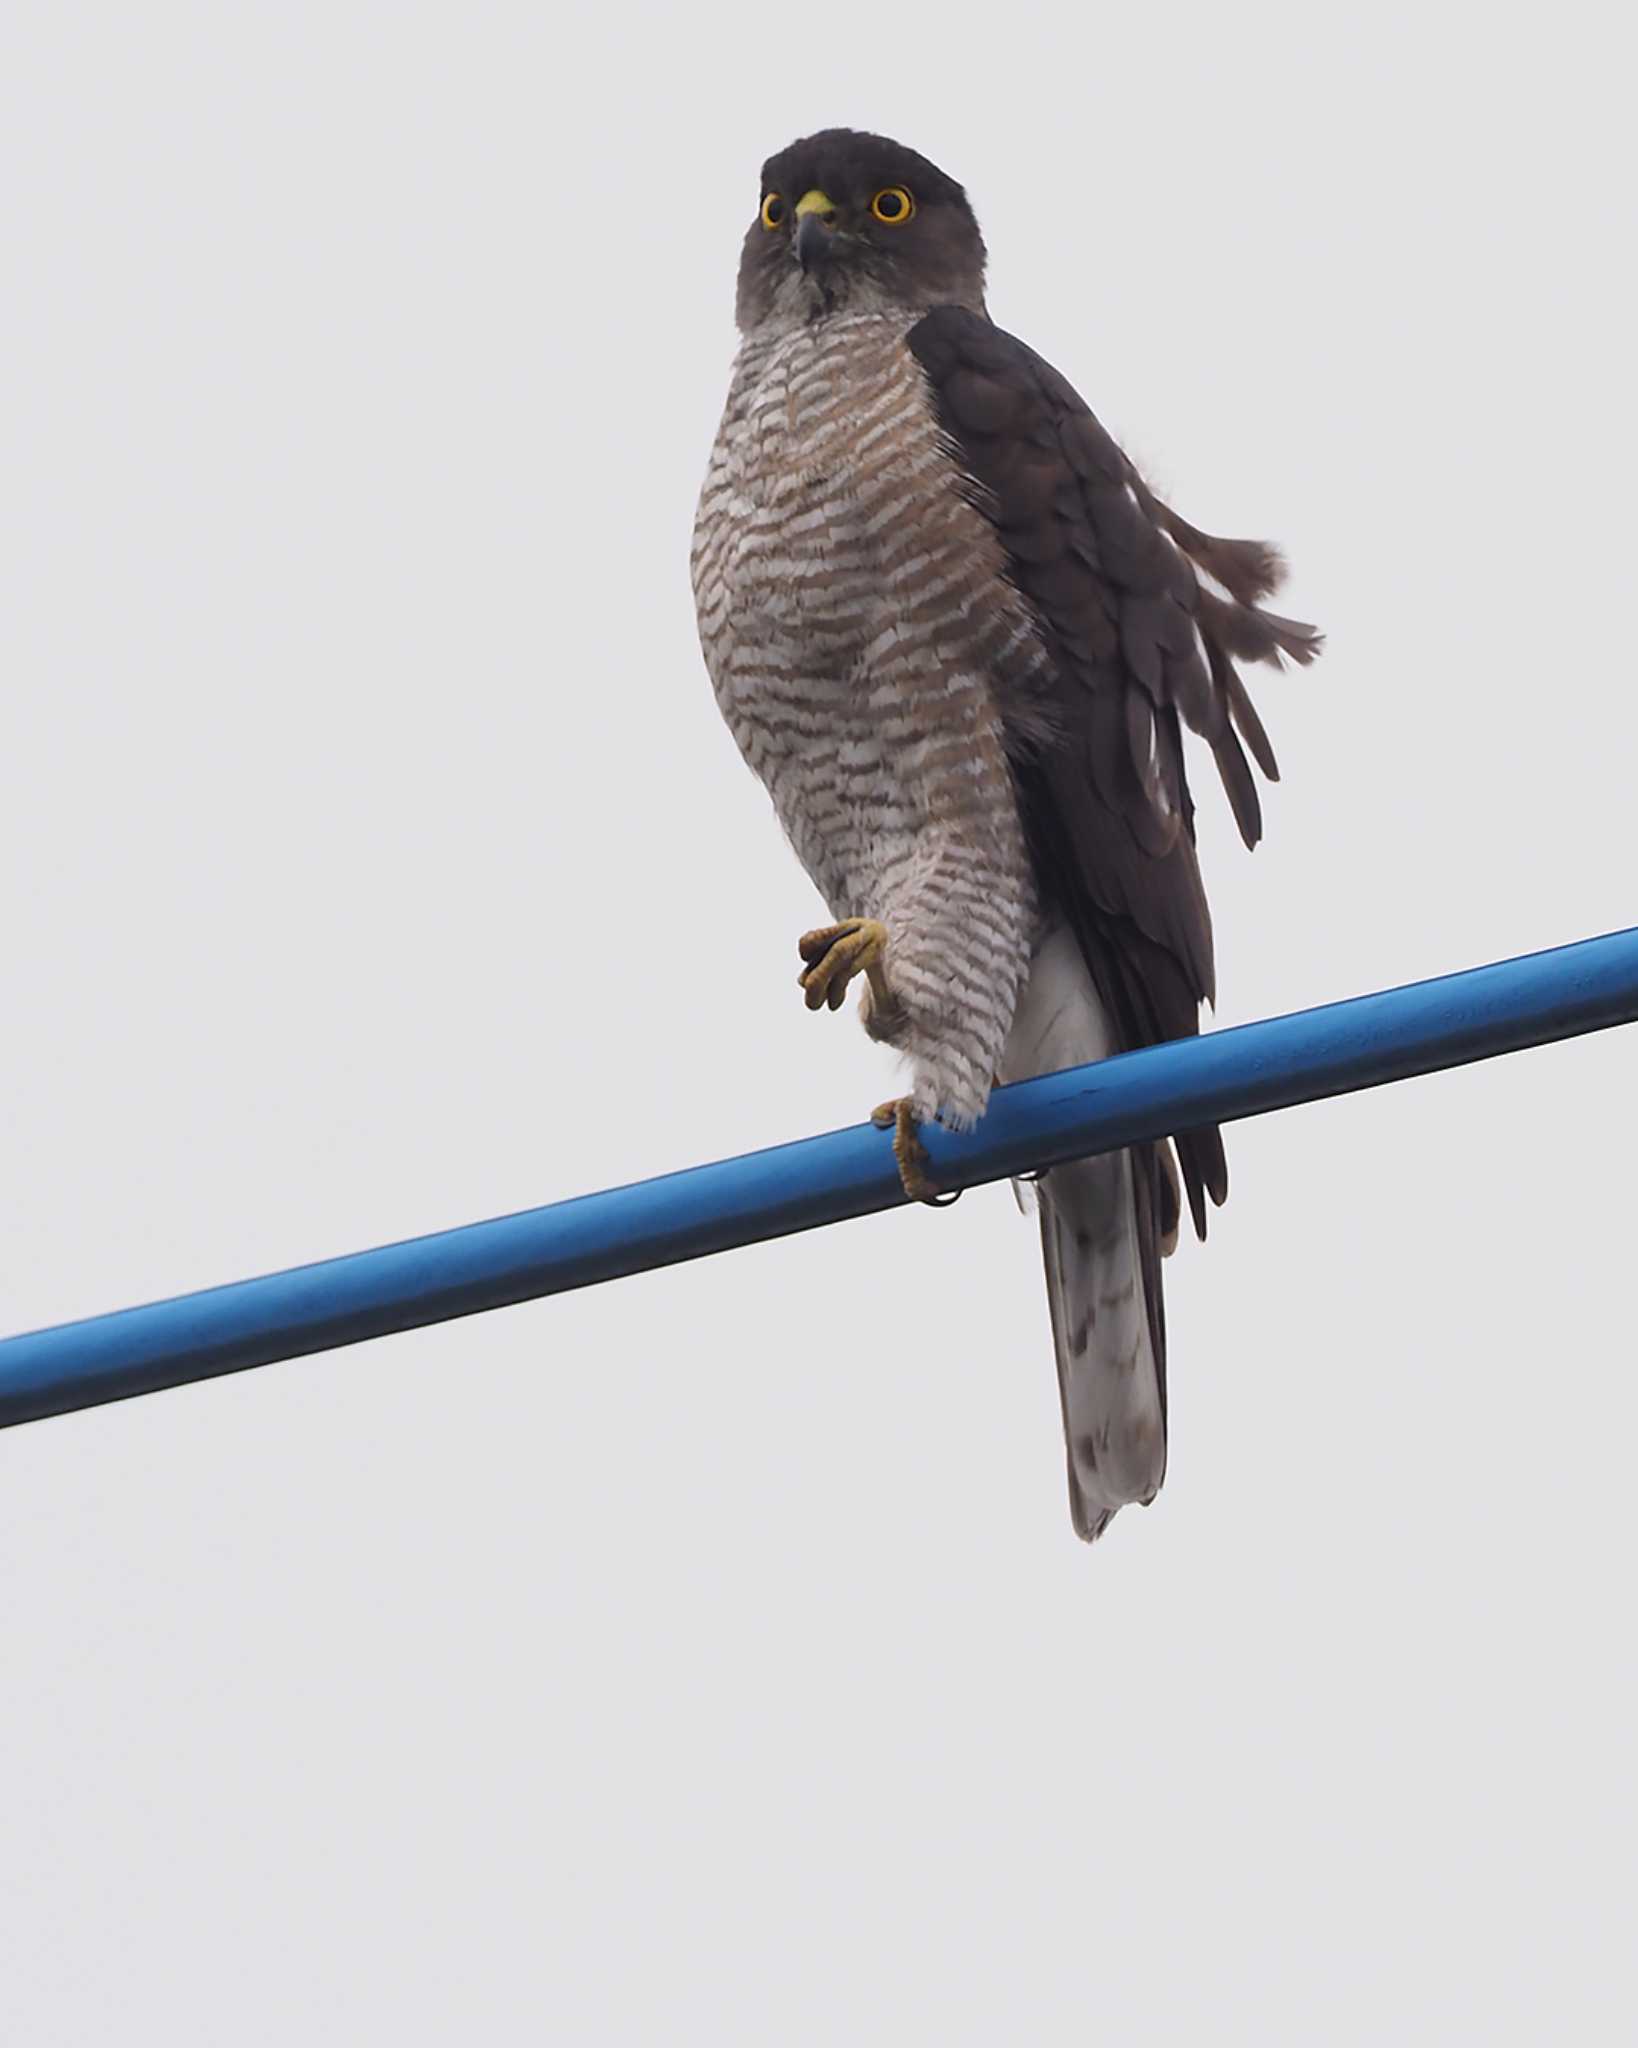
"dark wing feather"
908,306,1320,1237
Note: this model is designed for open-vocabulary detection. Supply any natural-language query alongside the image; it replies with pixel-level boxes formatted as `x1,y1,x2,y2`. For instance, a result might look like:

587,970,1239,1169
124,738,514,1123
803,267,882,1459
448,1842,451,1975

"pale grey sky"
3,3,1635,2040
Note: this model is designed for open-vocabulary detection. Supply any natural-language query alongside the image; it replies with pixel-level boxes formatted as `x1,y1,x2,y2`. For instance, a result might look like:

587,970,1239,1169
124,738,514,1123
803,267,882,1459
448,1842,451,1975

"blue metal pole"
3,925,1636,1431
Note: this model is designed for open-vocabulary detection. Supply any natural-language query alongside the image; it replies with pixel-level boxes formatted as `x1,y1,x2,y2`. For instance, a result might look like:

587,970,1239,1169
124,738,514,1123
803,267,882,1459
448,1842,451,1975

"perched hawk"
692,130,1319,1540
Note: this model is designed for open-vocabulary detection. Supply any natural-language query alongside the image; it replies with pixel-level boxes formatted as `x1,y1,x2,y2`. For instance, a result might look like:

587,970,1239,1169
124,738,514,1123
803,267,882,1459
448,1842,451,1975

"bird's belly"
719,575,965,909
692,313,1042,919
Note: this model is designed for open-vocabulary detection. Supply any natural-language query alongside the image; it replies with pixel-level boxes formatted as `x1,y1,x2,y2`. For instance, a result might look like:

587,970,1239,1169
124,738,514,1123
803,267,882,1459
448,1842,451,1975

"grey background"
3,3,1634,2040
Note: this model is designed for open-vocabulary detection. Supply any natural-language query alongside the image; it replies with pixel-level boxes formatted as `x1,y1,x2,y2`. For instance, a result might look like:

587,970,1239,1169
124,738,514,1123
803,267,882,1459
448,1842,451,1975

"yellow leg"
797,923,951,1207
871,1097,954,1206
797,917,892,1014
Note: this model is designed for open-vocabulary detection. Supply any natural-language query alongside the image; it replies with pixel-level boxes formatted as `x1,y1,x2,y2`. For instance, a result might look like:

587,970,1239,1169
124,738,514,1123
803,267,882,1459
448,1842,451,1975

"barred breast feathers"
692,309,1049,1131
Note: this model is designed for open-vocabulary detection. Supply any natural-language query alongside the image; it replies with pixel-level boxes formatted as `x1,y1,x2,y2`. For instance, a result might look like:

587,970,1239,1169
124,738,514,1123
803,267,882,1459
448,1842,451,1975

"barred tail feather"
1001,923,1168,1541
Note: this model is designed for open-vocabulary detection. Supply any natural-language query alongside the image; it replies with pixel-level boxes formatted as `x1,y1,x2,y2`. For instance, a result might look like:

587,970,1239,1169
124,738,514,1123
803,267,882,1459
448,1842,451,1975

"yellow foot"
798,917,888,1013
871,1097,957,1206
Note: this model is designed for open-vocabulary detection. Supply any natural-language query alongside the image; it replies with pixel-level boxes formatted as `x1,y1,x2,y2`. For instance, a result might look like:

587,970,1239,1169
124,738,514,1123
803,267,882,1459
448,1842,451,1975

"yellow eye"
760,192,786,230
870,186,915,225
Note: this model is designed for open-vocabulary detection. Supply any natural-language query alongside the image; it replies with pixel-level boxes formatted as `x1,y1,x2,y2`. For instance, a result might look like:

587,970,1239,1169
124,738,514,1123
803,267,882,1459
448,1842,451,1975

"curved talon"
798,917,889,1013
871,1097,959,1207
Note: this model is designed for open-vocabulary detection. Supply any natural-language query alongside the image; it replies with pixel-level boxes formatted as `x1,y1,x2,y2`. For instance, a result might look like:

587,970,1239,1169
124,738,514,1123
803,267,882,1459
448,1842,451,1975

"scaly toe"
798,918,887,1013
871,1097,956,1207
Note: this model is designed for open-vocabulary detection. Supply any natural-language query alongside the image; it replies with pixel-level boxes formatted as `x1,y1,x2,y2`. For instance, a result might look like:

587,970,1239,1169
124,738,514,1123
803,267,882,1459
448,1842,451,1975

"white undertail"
999,923,1167,1540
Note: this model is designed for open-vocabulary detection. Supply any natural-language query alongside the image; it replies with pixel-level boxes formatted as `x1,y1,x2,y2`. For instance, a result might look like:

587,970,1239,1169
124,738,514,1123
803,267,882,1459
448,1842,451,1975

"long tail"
1000,923,1169,1541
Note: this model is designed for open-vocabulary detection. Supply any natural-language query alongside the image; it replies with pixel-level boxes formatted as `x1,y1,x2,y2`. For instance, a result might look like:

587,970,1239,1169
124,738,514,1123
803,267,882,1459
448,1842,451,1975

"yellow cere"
794,189,836,219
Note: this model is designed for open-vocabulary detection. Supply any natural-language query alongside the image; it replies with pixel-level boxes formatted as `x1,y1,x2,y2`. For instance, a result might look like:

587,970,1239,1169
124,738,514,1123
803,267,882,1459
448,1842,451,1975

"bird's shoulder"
907,304,1102,437
906,306,1169,624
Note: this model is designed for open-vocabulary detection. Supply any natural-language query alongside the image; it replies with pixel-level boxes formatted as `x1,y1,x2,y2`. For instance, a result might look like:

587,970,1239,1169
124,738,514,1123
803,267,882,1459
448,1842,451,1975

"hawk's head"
736,129,987,332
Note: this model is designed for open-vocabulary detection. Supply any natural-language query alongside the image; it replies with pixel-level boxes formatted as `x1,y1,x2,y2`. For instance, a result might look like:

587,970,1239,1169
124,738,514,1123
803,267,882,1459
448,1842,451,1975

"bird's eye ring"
760,192,786,230
870,186,915,225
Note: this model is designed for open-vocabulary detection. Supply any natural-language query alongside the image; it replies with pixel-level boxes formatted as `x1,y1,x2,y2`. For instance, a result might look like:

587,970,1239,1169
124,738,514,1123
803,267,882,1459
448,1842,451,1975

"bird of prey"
692,130,1319,1540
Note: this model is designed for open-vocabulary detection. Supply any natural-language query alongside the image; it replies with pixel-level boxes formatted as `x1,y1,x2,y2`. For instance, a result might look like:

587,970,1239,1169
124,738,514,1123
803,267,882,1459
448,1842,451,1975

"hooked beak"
793,189,838,274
